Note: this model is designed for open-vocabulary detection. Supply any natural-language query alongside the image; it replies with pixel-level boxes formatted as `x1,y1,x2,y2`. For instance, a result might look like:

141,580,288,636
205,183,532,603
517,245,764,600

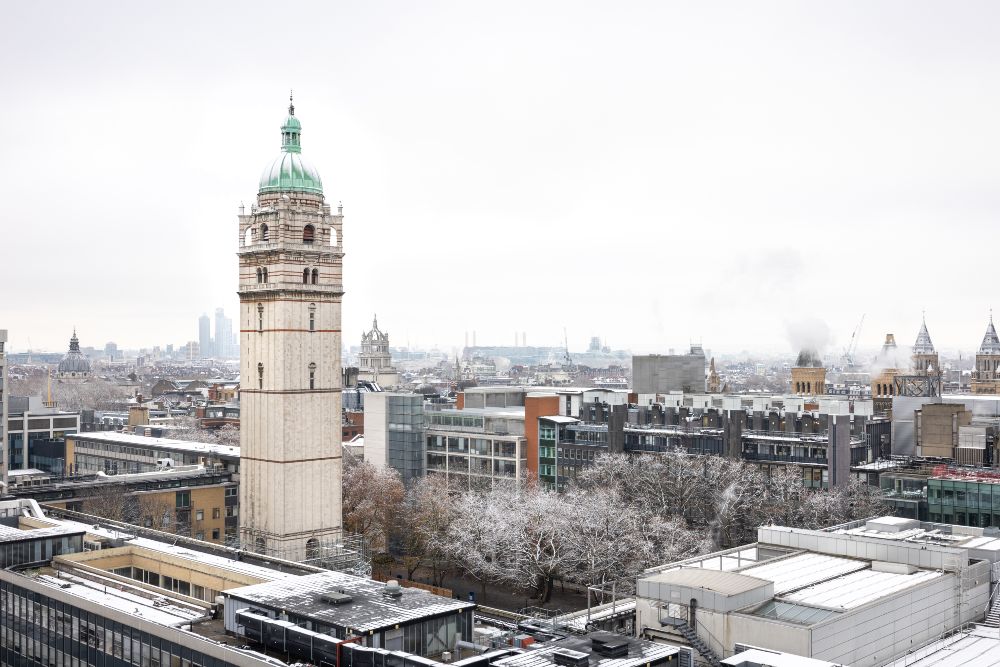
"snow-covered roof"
739,553,867,594
69,431,239,458
783,568,942,609
35,572,204,627
883,624,1000,666
225,571,474,633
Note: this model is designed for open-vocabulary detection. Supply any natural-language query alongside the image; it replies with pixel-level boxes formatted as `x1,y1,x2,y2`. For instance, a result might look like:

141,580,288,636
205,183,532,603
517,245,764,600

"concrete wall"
758,526,967,570
636,576,773,614
891,396,940,457
810,568,988,665
710,612,811,661
363,392,388,468
917,403,970,458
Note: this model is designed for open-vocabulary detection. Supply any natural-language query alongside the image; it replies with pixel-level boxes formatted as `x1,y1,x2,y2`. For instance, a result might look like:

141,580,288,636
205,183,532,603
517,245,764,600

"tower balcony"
238,282,344,296
238,241,342,256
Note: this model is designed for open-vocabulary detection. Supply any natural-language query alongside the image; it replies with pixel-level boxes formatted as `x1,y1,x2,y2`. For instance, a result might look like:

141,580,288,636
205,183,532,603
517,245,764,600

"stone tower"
237,97,344,560
972,315,1000,394
707,357,721,393
790,349,826,396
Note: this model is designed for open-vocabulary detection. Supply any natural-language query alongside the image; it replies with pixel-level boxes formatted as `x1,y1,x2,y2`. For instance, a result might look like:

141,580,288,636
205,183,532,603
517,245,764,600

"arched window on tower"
309,362,316,390
244,227,254,246
308,303,316,332
305,538,319,560
256,268,262,283
330,227,338,247
303,224,315,244
262,267,268,283
303,268,310,284
257,303,264,333
257,362,264,389
311,269,319,285
260,224,269,242
255,536,266,554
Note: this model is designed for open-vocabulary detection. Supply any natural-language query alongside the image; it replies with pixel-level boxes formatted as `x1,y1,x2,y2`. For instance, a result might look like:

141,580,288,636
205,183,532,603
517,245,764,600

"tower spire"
288,89,295,116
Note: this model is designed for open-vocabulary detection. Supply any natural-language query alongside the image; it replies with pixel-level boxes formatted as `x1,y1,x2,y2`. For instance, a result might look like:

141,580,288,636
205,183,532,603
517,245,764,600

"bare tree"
10,374,131,412
401,474,455,584
342,459,405,551
82,482,138,523
135,493,177,533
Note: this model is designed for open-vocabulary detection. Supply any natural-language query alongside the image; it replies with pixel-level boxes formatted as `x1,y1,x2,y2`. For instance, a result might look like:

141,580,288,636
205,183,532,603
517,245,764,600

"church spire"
913,315,935,355
980,313,1000,355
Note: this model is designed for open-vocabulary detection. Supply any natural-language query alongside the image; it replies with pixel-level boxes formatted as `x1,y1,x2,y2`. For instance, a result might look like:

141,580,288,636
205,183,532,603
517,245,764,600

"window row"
244,223,337,246
255,303,318,332
254,362,319,389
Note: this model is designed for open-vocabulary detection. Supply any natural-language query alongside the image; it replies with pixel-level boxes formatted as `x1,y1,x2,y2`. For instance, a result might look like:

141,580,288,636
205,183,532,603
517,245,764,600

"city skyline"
3,2,1000,354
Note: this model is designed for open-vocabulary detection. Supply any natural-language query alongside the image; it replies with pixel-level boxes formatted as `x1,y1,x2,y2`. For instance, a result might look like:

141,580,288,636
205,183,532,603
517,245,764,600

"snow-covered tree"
342,459,405,551
402,474,457,585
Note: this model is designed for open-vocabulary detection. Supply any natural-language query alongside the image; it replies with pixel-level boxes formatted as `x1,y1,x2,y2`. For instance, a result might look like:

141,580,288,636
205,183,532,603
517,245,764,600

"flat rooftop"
739,553,867,595
782,568,942,609
883,624,1000,666
68,431,240,459
30,514,300,581
0,523,85,543
225,571,475,633
722,647,847,666
835,518,1000,552
491,634,679,667
34,570,205,627
644,568,771,596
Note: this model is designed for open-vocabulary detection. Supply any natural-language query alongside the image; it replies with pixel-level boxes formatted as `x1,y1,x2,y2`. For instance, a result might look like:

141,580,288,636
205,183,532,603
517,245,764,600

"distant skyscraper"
199,314,213,358
214,308,233,358
238,97,344,560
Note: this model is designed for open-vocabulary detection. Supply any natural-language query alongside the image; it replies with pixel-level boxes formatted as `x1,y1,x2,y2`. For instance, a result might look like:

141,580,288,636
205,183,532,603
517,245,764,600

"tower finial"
288,90,295,116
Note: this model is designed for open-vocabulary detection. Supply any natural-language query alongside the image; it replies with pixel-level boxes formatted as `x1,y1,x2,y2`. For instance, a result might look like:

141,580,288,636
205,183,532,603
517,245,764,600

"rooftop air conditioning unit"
320,591,353,605
551,648,590,667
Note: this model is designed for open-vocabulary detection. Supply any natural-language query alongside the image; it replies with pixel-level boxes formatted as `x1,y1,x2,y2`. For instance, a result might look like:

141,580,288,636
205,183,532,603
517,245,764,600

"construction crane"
841,314,865,368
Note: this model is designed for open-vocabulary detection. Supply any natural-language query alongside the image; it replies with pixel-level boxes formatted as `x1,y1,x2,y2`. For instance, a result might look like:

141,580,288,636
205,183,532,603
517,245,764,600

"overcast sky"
2,1,999,358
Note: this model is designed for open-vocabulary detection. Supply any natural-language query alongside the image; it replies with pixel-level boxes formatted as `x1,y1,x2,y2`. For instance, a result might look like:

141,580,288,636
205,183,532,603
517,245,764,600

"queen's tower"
238,96,343,560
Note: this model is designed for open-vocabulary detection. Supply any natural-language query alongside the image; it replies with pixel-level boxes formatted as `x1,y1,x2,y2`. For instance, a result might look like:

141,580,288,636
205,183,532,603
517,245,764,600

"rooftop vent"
384,580,403,598
320,591,354,605
552,648,590,667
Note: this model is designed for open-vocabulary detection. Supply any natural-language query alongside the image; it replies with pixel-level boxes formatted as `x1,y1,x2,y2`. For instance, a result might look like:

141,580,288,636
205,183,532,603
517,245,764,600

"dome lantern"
258,93,324,196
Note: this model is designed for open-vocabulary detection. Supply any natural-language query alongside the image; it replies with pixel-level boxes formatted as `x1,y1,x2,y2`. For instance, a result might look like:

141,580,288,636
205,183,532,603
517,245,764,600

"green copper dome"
258,96,324,195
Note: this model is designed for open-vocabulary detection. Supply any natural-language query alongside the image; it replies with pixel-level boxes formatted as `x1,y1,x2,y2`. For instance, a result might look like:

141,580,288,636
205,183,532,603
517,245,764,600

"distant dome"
258,97,324,195
58,330,92,376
